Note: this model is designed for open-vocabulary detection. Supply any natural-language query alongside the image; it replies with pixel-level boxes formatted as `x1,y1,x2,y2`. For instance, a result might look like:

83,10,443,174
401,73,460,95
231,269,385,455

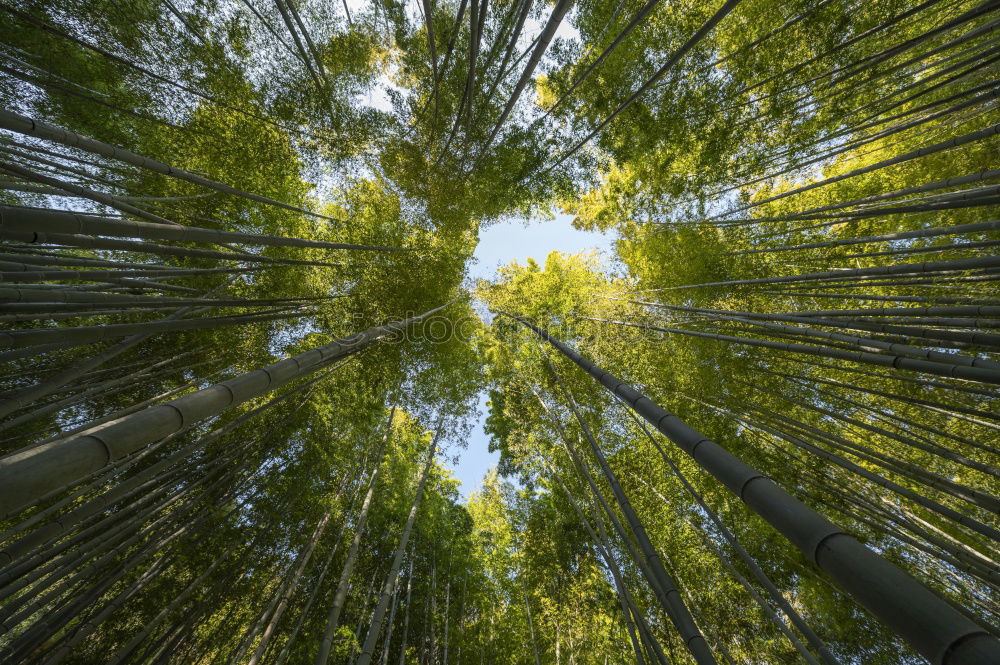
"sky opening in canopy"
455,212,615,497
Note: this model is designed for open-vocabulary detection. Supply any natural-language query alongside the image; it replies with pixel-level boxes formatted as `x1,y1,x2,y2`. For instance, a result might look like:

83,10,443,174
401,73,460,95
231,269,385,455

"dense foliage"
0,0,997,664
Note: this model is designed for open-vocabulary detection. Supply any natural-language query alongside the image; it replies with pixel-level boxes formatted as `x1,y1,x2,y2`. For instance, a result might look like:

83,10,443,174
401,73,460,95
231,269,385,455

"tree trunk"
248,510,333,665
398,556,415,665
0,110,334,220
0,204,407,251
0,301,453,514
315,408,395,664
505,312,1000,665
356,428,440,665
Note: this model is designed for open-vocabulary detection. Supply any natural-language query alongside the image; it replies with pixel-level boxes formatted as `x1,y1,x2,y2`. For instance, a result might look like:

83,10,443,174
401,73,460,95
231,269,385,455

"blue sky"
450,213,614,499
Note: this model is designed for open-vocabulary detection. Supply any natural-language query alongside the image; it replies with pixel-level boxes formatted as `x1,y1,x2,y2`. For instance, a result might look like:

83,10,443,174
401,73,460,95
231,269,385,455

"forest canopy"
0,0,998,664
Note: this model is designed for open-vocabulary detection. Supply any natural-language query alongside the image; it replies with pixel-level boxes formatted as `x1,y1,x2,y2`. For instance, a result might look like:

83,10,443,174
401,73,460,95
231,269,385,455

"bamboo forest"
1,0,1000,663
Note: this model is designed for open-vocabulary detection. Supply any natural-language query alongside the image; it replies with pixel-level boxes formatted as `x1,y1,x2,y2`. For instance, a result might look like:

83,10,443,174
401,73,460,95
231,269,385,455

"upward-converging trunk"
0,110,335,221
635,473,822,665
0,308,306,350
0,356,349,574
623,409,842,665
723,121,1000,216
733,407,1000,544
504,312,1000,665
480,0,531,104
549,0,741,170
380,566,403,665
0,301,453,514
663,254,1000,291
0,231,337,266
247,508,334,665
477,0,573,157
0,278,235,420
315,408,395,665
107,544,238,665
647,304,1000,351
520,572,540,665
590,318,1000,386
440,563,451,665
0,160,181,226
355,427,440,665
422,0,439,126
534,386,673,665
546,359,717,665
427,550,437,665
397,556,415,665
539,0,663,120
0,205,407,252
543,457,651,665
